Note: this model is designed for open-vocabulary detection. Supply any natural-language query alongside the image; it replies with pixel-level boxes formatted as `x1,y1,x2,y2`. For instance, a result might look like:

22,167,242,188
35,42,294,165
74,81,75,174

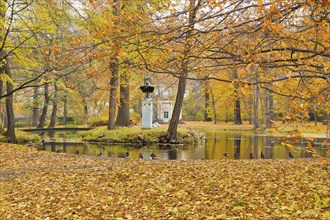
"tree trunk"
48,83,58,128
108,56,119,130
234,99,242,124
264,88,269,128
116,76,130,126
5,82,16,143
107,0,120,130
323,113,328,125
242,93,253,124
82,98,88,126
63,94,67,125
37,83,49,128
4,61,16,143
167,76,186,141
211,91,216,124
253,71,259,129
204,87,212,122
266,85,274,128
167,0,199,141
32,86,39,127
233,70,242,124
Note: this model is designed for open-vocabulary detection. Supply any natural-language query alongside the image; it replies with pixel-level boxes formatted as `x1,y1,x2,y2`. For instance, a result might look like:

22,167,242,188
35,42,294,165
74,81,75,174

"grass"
179,121,329,138
0,131,41,144
79,126,201,144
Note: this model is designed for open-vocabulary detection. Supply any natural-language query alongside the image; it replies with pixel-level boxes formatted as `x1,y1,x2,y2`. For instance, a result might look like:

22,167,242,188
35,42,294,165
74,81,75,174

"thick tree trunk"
115,80,130,126
4,61,16,143
37,83,49,128
48,83,58,128
107,0,120,130
108,57,119,130
5,82,16,143
32,86,39,127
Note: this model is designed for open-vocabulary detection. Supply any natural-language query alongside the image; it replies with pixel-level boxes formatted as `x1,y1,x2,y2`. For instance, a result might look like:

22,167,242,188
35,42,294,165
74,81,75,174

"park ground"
1,143,329,219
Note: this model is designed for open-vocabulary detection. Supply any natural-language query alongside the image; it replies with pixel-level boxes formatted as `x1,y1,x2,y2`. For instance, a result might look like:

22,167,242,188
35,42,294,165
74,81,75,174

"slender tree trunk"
63,94,67,125
323,113,328,125
167,0,199,141
234,99,242,124
266,85,274,128
108,0,120,130
253,71,259,129
82,98,88,125
48,83,58,128
264,88,269,128
167,76,186,141
211,91,216,124
260,90,265,126
37,83,49,128
233,70,242,124
32,86,39,127
204,86,211,121
116,76,130,126
242,93,253,124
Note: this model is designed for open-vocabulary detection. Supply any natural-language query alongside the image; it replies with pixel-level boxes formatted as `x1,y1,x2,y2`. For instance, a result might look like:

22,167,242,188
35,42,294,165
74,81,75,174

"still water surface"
41,131,328,160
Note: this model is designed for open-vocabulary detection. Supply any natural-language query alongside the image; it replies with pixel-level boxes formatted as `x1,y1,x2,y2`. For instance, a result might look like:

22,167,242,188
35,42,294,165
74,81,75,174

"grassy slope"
1,144,329,219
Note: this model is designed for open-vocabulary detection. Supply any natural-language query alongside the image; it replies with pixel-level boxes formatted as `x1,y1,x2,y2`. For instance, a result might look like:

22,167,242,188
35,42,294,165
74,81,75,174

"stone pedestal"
142,98,153,129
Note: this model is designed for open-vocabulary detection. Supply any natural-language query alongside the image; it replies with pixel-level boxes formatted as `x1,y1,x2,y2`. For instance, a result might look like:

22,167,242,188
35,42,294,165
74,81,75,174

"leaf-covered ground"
1,144,329,219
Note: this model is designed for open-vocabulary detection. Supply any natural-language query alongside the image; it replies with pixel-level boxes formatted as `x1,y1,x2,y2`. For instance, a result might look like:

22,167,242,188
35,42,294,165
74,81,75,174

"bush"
130,113,141,125
88,117,108,127
195,112,204,121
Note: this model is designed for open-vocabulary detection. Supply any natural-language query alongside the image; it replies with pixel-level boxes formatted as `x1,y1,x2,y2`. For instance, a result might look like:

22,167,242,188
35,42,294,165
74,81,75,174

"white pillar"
142,97,153,129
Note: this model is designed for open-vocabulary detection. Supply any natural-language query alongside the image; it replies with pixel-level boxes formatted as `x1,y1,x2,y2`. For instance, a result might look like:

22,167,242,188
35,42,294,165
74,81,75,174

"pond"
39,130,328,160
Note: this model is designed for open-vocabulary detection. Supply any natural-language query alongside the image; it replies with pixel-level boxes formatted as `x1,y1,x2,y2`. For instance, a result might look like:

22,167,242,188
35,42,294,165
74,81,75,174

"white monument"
140,76,154,129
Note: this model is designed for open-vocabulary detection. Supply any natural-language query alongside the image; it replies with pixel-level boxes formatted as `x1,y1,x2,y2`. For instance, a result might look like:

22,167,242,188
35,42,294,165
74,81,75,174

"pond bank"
79,126,203,145
1,144,329,219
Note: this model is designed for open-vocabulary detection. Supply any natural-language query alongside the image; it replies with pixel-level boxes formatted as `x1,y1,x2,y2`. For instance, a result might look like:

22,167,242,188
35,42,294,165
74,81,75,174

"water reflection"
41,131,328,160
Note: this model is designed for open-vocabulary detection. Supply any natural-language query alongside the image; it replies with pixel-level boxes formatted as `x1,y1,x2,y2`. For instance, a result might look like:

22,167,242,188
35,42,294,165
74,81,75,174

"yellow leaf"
237,68,245,75
258,0,263,6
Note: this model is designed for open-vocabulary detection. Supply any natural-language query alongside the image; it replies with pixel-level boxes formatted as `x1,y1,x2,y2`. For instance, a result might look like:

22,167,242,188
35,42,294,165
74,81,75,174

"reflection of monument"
140,76,154,129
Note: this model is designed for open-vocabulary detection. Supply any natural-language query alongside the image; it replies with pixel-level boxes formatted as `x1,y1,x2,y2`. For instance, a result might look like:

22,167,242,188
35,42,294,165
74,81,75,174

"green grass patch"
0,131,41,144
79,126,200,144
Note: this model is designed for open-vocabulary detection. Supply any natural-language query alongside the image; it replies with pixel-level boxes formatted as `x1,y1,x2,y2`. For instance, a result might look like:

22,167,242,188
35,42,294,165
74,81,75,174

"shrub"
88,117,108,127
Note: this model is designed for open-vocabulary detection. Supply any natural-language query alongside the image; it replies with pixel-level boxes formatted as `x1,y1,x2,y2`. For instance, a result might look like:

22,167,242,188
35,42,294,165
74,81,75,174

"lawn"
1,144,329,219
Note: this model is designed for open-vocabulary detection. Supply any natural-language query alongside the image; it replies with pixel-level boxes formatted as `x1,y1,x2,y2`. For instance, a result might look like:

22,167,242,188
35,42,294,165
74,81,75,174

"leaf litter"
0,144,329,219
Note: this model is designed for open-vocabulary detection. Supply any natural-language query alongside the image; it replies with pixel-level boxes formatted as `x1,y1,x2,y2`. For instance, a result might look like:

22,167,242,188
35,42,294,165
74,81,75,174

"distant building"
153,84,181,123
